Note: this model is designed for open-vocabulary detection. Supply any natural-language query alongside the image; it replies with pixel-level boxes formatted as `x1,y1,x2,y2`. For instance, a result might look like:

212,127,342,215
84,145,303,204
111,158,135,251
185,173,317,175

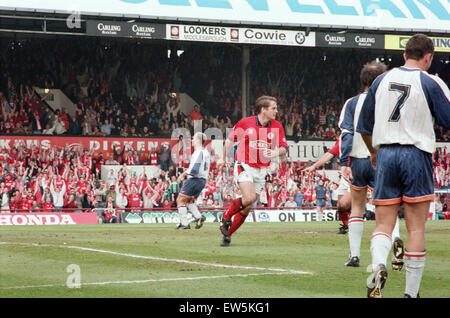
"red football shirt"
228,116,288,168
328,139,340,157
77,181,88,195
128,193,141,207
42,202,54,212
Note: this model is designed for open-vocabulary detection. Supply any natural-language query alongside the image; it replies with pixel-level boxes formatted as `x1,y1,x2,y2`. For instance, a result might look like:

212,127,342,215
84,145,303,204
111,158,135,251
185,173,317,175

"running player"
357,34,450,298
302,139,352,234
339,61,404,269
216,96,288,247
176,132,210,230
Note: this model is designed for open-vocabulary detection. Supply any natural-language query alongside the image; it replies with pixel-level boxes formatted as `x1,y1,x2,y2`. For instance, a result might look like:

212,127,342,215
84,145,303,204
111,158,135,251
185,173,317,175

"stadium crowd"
0,140,336,212
0,140,448,216
1,38,448,141
0,38,448,217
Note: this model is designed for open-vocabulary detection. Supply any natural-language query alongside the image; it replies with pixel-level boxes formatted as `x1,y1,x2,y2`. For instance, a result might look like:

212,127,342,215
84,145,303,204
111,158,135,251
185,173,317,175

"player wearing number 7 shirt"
357,34,450,298
216,96,288,247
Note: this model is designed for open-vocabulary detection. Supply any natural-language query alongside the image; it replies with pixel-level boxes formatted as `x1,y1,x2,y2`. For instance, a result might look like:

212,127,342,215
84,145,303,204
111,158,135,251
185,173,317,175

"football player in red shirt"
217,96,288,247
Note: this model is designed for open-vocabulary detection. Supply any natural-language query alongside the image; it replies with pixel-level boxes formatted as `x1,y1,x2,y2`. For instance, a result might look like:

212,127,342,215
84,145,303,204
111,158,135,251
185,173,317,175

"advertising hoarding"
316,32,385,49
86,20,166,39
385,34,450,52
0,212,99,225
167,24,315,47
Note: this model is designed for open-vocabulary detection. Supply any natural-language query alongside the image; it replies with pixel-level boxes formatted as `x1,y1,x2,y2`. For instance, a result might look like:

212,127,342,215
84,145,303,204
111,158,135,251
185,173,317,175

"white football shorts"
234,161,267,195
337,176,351,196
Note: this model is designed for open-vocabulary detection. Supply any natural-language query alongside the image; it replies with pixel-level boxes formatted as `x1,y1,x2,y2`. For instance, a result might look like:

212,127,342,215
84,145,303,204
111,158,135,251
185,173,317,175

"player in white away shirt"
176,132,210,230
357,34,450,298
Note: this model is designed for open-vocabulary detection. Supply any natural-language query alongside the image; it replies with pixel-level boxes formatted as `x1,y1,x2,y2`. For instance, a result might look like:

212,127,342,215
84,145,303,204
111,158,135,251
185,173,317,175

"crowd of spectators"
0,37,449,218
0,140,334,213
434,147,450,190
1,38,448,142
0,140,448,217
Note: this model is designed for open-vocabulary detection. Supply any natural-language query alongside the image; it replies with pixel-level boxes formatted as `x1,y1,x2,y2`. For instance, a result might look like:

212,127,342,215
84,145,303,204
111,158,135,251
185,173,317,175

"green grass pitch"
0,220,449,298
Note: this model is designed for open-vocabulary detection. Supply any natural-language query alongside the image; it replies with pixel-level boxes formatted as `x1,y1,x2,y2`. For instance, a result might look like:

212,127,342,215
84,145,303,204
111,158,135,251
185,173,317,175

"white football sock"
392,216,401,240
178,206,189,226
405,250,426,298
317,211,323,221
348,217,364,258
187,203,202,219
370,232,392,270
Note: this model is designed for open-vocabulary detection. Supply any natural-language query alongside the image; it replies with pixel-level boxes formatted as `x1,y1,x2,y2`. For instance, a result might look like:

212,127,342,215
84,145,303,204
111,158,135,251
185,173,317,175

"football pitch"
0,220,449,298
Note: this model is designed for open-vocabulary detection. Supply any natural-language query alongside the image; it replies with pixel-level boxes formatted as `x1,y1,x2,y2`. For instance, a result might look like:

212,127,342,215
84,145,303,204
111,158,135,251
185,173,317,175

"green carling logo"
399,37,410,48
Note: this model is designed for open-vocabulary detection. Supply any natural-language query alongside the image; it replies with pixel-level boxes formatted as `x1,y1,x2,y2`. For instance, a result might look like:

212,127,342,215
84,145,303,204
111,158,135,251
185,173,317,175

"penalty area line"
0,241,314,275
0,272,299,290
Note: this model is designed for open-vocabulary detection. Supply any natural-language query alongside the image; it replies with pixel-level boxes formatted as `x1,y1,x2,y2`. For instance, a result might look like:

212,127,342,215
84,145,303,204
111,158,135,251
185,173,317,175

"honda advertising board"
0,212,98,225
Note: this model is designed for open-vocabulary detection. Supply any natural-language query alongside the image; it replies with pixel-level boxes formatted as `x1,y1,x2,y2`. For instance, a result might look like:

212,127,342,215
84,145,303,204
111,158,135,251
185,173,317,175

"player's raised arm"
217,119,244,169
217,138,234,170
302,140,338,173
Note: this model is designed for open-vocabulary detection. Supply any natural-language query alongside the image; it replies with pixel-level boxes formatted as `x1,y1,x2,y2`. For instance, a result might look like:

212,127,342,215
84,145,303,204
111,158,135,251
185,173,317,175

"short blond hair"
193,132,207,145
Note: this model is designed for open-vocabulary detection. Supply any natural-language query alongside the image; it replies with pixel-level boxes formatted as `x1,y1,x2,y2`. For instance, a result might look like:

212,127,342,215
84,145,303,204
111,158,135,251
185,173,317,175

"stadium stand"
0,38,448,214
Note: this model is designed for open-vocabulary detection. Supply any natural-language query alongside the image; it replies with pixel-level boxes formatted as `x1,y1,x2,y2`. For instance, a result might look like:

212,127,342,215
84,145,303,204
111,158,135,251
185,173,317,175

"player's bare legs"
403,201,429,252
176,195,192,229
345,188,366,266
337,193,352,213
402,201,429,298
220,181,258,246
367,204,398,297
238,181,258,209
187,198,207,229
177,195,205,229
316,205,324,222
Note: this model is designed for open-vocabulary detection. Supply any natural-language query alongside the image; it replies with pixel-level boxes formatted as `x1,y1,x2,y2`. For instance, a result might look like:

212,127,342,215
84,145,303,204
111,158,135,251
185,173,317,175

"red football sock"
338,211,350,227
223,198,243,220
229,212,248,236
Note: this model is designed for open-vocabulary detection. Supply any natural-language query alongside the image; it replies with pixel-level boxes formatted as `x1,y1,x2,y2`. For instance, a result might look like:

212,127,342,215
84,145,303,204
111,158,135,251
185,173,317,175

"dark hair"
254,96,277,114
360,61,387,88
405,34,434,61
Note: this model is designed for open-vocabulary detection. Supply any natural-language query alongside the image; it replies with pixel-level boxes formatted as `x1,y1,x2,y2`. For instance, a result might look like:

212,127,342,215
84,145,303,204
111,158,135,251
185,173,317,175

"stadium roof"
0,0,449,34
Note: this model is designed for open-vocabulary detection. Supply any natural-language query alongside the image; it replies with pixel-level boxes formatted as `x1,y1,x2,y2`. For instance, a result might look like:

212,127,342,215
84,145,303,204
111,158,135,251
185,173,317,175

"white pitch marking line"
0,242,314,275
0,272,296,290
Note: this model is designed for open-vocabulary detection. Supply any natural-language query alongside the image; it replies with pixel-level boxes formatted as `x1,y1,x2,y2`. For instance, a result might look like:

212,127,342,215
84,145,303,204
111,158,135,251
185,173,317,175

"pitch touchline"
0,272,296,290
0,242,314,275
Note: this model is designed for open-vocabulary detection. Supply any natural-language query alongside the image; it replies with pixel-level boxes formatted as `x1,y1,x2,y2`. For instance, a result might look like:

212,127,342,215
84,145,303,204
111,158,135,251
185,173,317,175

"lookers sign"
167,24,315,47
1,0,449,33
